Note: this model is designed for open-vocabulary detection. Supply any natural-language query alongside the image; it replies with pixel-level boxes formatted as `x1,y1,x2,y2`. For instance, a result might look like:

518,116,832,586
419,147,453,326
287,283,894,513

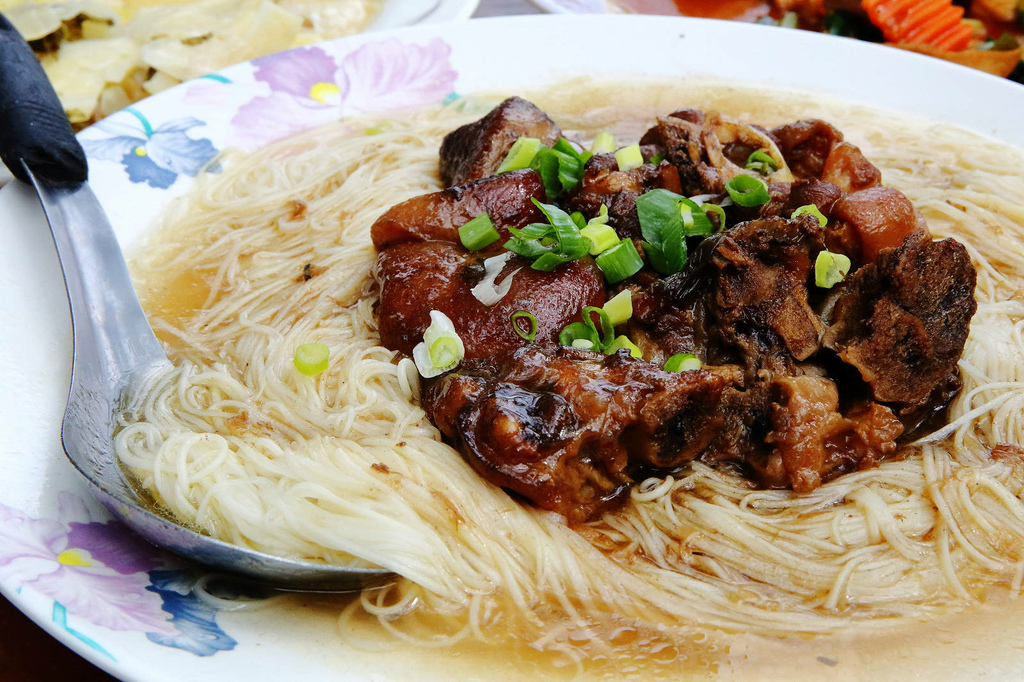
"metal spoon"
0,14,392,591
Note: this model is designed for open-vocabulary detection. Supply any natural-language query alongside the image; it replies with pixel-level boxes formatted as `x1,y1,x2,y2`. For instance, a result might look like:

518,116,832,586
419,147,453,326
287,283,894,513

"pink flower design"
228,38,457,149
0,493,175,636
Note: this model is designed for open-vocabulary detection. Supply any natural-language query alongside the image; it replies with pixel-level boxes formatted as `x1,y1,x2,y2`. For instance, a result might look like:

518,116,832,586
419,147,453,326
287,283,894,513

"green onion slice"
725,175,772,207
605,335,642,358
590,130,616,155
559,321,599,349
582,306,615,349
664,352,702,372
364,121,393,136
596,239,644,284
458,213,500,251
602,289,633,327
412,311,465,378
293,342,330,376
636,189,715,275
581,223,620,256
529,139,587,199
745,149,780,175
615,144,644,172
570,211,587,229
701,203,727,232
779,11,798,28
815,250,852,289
532,198,590,260
497,136,542,173
792,204,828,226
511,310,538,342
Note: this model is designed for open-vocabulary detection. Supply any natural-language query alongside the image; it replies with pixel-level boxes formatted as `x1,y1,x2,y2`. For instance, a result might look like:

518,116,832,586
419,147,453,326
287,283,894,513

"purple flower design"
0,493,174,635
0,492,239,658
228,38,457,149
83,112,218,189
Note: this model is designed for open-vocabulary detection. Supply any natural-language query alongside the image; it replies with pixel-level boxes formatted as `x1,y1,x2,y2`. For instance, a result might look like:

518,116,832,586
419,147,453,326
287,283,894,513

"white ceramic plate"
2,14,1024,682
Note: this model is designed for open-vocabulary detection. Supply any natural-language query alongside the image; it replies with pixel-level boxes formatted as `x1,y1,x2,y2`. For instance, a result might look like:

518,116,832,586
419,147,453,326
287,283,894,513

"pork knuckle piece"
823,233,977,412
371,169,546,250
439,97,562,187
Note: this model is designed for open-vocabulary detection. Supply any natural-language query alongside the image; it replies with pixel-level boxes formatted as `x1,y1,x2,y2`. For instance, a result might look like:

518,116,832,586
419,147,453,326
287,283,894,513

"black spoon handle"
0,12,88,184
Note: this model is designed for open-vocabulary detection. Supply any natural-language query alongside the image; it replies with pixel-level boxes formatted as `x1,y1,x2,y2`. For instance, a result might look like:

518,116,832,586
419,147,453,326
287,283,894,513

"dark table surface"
0,2,542,680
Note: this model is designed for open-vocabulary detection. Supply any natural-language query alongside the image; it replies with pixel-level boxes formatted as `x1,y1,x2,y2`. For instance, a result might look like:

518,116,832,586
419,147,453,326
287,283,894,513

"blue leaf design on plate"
120,151,179,190
145,569,237,656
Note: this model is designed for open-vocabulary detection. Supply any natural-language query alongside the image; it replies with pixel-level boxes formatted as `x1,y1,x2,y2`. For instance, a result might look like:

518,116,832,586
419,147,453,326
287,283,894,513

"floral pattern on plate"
82,109,218,190
182,38,458,150
0,492,238,659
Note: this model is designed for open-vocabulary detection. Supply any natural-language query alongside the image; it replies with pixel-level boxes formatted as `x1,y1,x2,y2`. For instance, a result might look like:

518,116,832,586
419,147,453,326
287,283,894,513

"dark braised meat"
371,169,545,250
439,97,562,187
822,233,977,412
770,119,882,193
376,241,604,360
568,151,682,239
710,216,826,370
759,376,903,492
424,347,735,523
370,100,979,524
640,109,793,196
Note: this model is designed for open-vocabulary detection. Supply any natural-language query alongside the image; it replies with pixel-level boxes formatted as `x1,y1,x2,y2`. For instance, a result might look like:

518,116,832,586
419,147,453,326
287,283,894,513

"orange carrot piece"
861,0,973,51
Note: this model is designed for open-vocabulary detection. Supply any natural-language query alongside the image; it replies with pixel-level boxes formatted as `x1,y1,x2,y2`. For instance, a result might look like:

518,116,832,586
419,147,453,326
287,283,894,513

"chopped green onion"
412,311,465,378
293,342,330,376
504,236,553,259
458,213,500,251
595,239,644,284
603,289,633,326
572,339,596,350
569,211,587,229
530,251,574,271
615,144,644,172
814,250,852,289
605,335,642,358
533,198,590,256
664,352,702,372
649,151,666,165
701,202,727,232
430,337,460,367
364,121,393,135
725,175,771,207
636,189,716,276
744,149,780,175
780,11,798,28
497,136,542,173
511,310,538,341
792,204,828,227
559,321,599,349
530,139,586,199
591,130,616,155
582,306,615,349
588,203,610,226
581,223,620,255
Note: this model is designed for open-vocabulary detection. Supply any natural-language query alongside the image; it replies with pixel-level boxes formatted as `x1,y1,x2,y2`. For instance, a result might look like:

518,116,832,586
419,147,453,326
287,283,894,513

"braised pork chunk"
372,97,978,522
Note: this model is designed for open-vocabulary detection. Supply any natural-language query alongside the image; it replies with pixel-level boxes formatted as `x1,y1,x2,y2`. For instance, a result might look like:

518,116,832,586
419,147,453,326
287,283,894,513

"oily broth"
127,79,1024,679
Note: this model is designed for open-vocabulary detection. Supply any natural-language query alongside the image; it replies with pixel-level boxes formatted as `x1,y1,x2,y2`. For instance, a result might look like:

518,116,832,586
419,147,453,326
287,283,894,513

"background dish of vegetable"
531,0,1024,82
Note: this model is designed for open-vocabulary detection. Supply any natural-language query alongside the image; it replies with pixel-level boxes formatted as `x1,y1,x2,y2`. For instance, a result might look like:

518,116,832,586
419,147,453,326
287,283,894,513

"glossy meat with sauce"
424,347,734,522
376,241,604,359
372,98,978,523
372,169,546,250
439,97,562,187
